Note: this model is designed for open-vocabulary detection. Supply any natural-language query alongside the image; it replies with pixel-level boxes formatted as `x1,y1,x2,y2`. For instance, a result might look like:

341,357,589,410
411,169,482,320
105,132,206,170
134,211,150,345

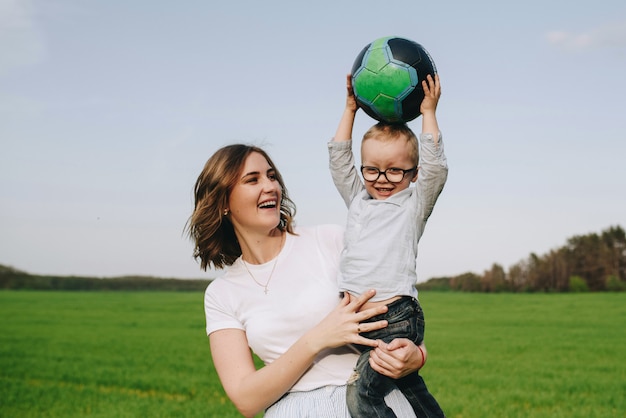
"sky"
2,0,625,282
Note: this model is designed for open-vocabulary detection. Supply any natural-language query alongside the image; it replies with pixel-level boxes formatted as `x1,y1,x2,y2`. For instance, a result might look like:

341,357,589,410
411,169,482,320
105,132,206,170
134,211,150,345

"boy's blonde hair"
361,123,419,166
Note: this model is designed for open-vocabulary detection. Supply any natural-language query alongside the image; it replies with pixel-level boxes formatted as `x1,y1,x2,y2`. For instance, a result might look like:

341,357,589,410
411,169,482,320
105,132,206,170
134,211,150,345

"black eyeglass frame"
360,165,418,183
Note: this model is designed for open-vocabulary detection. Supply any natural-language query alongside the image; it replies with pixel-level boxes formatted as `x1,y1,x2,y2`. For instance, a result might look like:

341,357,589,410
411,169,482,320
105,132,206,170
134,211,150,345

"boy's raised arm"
420,74,441,142
333,74,359,143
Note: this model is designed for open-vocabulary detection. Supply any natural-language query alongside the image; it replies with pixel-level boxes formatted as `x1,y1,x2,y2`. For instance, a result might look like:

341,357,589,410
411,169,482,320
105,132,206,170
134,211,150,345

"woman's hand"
368,339,427,379
307,290,389,352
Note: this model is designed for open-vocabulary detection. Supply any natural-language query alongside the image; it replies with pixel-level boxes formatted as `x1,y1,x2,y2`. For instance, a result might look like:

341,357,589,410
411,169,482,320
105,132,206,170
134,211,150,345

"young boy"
327,73,447,418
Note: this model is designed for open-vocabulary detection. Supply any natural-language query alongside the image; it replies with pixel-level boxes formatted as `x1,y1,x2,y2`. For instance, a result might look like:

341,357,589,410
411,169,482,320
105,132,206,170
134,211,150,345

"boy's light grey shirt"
327,133,448,302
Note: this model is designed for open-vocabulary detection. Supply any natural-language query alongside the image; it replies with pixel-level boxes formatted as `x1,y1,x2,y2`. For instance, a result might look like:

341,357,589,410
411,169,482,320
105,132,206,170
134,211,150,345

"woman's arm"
210,290,389,417
210,328,319,417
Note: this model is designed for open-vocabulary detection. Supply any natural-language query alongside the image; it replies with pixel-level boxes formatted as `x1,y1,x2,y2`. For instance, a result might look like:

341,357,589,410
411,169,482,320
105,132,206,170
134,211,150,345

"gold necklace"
242,233,284,295
243,257,278,295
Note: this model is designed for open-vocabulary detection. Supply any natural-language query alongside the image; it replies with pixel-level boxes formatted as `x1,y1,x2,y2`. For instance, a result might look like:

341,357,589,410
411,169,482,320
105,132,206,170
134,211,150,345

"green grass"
419,292,626,418
1,291,624,417
0,291,243,417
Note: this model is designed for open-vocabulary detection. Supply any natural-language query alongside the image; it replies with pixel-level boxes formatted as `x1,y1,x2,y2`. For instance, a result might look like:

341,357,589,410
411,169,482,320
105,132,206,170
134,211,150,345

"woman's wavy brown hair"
186,144,296,270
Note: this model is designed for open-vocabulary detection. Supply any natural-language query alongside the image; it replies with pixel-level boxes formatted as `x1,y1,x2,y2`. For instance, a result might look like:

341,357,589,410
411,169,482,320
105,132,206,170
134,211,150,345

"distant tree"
450,272,482,292
605,275,626,291
545,249,570,291
416,277,451,291
506,263,528,292
0,264,26,275
564,225,626,291
526,253,547,291
601,226,626,281
481,263,507,292
569,275,589,292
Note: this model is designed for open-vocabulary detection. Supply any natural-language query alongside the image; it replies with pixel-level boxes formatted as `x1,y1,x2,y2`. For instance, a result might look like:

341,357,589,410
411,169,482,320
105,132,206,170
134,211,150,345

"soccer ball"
351,36,437,123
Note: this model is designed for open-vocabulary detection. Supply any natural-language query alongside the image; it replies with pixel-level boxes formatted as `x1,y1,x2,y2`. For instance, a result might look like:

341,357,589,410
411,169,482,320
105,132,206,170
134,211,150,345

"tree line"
417,225,626,292
2,225,625,292
0,265,211,291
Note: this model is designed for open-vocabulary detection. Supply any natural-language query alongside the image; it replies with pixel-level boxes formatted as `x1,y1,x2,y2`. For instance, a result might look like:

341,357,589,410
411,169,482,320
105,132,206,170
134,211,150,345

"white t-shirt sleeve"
204,280,244,335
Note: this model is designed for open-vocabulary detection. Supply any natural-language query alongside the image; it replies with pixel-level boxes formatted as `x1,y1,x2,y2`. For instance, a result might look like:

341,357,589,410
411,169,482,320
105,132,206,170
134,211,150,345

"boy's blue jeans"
346,296,445,418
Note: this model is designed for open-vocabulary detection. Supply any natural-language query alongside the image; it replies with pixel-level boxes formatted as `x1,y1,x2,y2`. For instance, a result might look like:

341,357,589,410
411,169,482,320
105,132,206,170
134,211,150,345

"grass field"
1,291,624,417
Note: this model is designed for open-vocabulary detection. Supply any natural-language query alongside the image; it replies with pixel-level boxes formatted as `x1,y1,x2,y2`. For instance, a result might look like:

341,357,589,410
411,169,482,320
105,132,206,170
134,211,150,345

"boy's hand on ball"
345,74,359,113
420,74,441,115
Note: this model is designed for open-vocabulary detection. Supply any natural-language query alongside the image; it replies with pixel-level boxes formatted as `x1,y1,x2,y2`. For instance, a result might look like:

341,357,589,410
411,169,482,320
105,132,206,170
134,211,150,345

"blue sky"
2,0,625,281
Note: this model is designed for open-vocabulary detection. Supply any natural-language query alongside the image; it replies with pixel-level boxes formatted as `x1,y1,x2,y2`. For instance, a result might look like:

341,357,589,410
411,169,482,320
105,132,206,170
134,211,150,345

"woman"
188,144,429,417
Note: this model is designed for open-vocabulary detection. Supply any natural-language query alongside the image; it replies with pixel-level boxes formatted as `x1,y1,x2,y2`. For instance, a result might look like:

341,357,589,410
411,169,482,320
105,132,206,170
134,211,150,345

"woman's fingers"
350,289,376,309
356,319,387,334
349,290,388,317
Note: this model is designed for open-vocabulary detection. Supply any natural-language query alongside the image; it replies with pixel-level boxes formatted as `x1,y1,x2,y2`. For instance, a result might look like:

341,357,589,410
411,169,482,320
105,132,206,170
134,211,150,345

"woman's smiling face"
228,151,282,233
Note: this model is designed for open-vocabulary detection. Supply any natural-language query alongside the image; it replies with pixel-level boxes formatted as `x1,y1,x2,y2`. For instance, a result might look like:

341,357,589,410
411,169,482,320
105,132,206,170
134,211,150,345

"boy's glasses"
360,166,417,183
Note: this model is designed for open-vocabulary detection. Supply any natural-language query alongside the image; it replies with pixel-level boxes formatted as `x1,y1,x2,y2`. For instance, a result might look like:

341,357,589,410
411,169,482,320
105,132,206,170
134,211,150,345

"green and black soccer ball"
351,36,437,124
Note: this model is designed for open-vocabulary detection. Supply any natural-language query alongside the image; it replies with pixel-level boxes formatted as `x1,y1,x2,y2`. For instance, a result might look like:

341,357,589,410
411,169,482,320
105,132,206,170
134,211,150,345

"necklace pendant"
242,233,284,297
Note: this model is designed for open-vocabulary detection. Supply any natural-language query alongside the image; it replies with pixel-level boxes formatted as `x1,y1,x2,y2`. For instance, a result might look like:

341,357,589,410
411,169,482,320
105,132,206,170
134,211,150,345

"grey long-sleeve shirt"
327,133,448,301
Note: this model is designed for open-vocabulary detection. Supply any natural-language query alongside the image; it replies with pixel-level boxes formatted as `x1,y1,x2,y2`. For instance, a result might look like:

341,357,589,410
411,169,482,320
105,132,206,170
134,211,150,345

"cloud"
0,0,45,75
547,20,626,52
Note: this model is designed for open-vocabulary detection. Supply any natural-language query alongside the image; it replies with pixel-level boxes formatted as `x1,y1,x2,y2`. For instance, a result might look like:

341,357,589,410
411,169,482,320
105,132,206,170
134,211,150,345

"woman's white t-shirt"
204,224,360,392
